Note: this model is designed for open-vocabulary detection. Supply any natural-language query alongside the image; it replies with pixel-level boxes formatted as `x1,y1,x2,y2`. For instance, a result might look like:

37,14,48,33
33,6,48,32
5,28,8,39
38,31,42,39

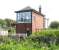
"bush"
0,36,59,50
49,21,59,29
0,29,59,50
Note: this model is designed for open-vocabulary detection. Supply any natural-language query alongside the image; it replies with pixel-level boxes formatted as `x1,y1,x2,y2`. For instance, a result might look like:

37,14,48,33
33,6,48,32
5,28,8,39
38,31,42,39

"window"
16,12,31,23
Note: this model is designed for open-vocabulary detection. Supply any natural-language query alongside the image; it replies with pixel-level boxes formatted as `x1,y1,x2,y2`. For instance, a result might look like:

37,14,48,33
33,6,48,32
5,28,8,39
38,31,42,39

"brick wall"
32,12,44,32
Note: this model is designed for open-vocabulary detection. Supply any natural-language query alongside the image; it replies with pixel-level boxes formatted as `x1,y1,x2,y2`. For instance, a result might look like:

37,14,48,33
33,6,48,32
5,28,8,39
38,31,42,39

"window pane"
17,12,31,23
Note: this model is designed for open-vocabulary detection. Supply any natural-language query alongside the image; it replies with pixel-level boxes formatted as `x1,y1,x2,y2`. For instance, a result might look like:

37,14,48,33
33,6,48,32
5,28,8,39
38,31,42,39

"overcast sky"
0,0,59,27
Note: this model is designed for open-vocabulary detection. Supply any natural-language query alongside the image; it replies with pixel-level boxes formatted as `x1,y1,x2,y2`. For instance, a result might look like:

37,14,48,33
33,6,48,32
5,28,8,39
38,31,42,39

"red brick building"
15,6,45,36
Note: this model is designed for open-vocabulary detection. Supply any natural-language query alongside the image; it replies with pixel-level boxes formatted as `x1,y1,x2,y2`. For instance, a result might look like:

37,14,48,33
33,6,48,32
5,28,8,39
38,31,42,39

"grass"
32,29,59,37
0,36,59,50
0,29,59,50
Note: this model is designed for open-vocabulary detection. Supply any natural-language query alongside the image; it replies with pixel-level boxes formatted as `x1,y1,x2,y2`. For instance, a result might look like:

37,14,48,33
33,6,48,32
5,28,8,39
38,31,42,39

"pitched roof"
21,6,33,10
15,6,33,12
15,6,45,17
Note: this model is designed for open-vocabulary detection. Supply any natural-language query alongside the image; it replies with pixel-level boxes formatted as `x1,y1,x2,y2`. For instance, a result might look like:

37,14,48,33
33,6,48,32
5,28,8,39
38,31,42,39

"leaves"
0,18,16,28
49,21,59,29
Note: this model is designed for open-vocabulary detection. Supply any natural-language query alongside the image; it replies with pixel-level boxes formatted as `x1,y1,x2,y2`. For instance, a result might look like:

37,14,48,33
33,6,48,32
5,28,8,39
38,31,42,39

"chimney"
39,5,41,14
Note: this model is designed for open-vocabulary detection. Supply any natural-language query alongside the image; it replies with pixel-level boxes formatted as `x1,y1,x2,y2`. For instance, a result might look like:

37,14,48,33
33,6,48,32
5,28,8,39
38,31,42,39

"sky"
0,0,59,27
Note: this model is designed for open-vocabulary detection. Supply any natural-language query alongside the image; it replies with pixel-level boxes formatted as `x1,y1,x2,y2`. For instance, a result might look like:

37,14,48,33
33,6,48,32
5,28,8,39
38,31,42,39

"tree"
0,18,16,28
4,18,16,27
4,19,11,27
49,21,59,29
0,19,6,27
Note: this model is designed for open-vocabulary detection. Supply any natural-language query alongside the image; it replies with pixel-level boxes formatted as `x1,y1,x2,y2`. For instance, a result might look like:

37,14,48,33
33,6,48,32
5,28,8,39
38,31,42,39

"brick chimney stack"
39,5,41,14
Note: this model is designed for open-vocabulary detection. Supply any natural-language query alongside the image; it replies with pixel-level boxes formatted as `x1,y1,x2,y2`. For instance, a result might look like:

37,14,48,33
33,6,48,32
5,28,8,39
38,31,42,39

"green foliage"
0,18,16,34
0,36,59,50
5,18,16,27
33,29,59,37
0,19,6,27
0,29,59,50
0,18,16,28
49,21,59,29
8,28,16,34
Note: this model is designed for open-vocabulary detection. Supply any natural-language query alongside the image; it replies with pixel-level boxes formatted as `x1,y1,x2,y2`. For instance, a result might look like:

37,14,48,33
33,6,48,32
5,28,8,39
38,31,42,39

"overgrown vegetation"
0,18,16,28
0,18,16,34
49,21,59,29
0,29,59,50
33,29,59,37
